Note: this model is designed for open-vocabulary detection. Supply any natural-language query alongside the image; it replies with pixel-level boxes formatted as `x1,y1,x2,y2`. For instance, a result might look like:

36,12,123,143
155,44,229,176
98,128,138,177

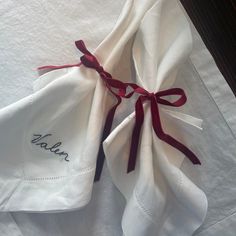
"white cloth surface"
0,0,236,235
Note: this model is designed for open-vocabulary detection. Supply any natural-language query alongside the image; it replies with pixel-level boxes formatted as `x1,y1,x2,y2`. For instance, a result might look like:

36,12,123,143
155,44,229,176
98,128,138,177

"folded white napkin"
0,0,158,212
104,0,207,235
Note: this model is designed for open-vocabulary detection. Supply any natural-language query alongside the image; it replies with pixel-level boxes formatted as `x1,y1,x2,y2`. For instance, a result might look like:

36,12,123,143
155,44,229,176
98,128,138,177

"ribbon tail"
37,62,82,71
161,133,201,165
37,39,90,71
127,96,145,173
150,96,201,165
75,40,92,55
94,95,122,182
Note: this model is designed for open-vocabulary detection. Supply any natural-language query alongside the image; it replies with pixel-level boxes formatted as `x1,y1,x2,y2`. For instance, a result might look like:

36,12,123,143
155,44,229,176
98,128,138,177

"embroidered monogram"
31,134,69,162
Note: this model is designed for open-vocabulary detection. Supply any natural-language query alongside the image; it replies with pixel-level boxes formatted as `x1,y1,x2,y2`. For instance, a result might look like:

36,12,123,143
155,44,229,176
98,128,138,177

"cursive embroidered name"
31,134,69,162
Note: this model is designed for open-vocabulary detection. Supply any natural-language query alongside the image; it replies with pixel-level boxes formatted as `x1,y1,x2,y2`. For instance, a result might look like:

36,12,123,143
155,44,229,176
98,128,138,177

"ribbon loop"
155,88,187,107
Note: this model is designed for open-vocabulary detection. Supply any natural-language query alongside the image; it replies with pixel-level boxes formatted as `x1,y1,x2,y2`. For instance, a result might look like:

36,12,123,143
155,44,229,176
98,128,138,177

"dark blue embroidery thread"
31,134,69,162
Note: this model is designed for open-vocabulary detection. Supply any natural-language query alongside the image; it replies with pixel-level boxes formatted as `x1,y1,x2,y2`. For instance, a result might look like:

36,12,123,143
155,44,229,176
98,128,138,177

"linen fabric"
0,0,236,235
0,0,159,212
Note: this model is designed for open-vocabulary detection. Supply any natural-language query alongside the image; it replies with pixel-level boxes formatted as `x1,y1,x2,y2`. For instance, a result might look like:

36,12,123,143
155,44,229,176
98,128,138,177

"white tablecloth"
0,0,236,235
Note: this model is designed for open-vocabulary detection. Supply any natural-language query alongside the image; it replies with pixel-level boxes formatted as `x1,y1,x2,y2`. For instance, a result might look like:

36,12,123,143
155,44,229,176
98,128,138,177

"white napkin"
104,0,207,235
0,0,159,212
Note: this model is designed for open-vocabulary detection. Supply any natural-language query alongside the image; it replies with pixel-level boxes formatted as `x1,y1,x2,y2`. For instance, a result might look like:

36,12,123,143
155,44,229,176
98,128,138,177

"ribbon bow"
38,40,201,182
123,84,201,172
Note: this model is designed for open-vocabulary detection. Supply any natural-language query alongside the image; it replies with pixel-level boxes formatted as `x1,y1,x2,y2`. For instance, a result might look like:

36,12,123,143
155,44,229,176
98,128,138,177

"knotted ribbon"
38,40,201,181
121,84,201,172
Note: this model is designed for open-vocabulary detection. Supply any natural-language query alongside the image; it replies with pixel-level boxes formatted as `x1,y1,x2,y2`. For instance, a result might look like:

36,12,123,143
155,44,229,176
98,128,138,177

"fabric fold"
104,0,207,235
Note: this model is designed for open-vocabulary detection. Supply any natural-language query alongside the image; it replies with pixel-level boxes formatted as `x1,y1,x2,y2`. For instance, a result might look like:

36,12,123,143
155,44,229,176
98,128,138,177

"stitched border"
196,210,236,235
23,166,95,181
133,187,157,225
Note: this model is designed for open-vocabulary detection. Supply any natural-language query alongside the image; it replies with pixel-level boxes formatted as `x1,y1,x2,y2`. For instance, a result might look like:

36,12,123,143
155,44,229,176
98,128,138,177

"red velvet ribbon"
38,40,201,181
122,84,201,172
